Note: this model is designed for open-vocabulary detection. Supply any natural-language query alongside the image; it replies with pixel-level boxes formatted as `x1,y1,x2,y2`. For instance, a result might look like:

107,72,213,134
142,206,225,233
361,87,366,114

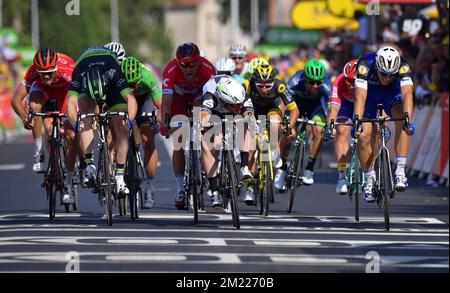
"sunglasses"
180,61,198,68
379,71,396,79
231,56,244,60
308,80,322,86
256,83,274,90
38,71,57,79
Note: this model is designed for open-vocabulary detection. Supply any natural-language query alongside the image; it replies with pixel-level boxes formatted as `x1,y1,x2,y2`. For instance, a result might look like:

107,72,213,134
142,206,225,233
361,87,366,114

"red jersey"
22,53,74,90
162,57,216,98
330,73,355,108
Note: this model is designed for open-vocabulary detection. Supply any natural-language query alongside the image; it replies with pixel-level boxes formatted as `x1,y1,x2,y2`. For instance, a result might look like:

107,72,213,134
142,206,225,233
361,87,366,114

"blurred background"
0,0,449,185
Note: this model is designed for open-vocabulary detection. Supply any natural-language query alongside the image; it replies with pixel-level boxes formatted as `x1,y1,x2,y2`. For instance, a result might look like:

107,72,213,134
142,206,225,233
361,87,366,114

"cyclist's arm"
67,92,79,126
161,93,173,126
200,92,215,127
278,82,299,129
123,92,138,121
11,83,29,121
328,79,341,124
399,61,414,119
354,60,370,119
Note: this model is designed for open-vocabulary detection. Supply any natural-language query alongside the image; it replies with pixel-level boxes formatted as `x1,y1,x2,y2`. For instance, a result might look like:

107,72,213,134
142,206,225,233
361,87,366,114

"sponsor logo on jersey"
399,65,411,75
163,78,170,87
278,84,286,93
358,65,369,76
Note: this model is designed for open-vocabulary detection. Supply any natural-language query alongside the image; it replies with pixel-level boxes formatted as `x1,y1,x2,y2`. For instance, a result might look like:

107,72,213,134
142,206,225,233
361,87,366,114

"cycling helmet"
121,56,142,84
248,58,269,75
86,69,108,102
104,42,126,62
215,58,236,75
343,59,358,80
176,42,200,64
33,48,58,72
304,60,327,82
253,64,277,82
216,76,246,105
229,44,248,57
376,46,401,75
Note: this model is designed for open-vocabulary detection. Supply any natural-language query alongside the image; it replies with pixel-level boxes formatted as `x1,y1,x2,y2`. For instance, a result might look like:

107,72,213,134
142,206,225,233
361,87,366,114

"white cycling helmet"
104,42,126,62
376,46,401,75
229,44,248,57
216,77,246,105
215,58,236,74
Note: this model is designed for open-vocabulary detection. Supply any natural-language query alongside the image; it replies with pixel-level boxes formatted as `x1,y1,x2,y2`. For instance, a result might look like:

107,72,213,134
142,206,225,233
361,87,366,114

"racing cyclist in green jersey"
121,56,162,208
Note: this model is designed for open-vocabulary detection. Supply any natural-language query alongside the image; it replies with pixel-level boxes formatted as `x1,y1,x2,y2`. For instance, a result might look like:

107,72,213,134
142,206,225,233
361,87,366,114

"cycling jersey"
243,78,297,117
201,75,254,116
162,57,216,117
69,47,132,110
330,73,356,121
133,64,162,103
355,52,413,118
23,53,74,113
287,70,331,120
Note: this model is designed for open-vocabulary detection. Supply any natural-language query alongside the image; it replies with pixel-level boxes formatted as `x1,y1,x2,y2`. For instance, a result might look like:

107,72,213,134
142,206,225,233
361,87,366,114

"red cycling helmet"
176,43,200,65
343,59,358,80
34,48,59,72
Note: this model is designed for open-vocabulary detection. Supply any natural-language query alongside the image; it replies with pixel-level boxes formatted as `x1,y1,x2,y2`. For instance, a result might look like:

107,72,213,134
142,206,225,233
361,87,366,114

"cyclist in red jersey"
328,59,358,195
11,48,78,204
160,42,216,209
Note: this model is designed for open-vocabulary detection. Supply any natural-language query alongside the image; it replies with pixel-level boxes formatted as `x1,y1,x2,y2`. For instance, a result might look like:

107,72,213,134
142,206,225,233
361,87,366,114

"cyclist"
282,60,332,187
244,64,299,205
121,56,162,209
354,46,414,202
160,42,216,209
201,76,254,208
328,59,359,195
11,48,78,204
229,44,249,81
104,42,126,63
67,46,138,198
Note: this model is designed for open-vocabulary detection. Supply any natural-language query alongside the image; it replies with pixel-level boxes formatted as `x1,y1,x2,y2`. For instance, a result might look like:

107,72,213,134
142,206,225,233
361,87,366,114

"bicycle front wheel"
287,141,304,213
226,151,240,229
101,143,113,226
379,148,392,231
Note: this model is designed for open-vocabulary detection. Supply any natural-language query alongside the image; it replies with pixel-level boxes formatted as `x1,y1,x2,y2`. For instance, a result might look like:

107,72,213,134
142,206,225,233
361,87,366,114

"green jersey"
133,65,162,103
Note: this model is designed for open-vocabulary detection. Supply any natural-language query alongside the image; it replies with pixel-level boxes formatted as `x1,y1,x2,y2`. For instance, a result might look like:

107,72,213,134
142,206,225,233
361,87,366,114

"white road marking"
0,164,26,171
0,227,447,238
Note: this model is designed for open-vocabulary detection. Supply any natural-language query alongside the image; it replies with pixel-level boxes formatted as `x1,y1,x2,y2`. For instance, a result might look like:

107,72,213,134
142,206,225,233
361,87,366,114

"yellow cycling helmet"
253,64,277,82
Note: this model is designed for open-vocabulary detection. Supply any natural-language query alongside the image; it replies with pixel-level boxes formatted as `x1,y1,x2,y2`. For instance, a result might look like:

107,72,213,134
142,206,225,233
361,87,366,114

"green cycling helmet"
304,60,326,82
121,56,142,84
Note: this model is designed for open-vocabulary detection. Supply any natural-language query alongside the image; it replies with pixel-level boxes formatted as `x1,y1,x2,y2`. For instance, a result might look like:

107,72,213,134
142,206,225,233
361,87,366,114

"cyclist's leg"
303,108,326,184
77,96,96,174
335,99,353,193
386,94,410,190
201,129,223,207
29,86,48,171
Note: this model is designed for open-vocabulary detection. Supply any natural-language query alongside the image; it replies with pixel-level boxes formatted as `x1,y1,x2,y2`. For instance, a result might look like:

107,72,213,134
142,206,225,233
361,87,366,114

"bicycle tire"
48,143,59,220
263,162,270,217
287,140,304,213
226,151,240,229
127,145,139,221
101,142,113,226
191,150,199,224
379,148,391,231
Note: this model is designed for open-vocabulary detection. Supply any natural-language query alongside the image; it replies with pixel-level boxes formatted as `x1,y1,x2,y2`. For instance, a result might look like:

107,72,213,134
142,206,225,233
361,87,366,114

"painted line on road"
0,236,447,249
0,164,26,171
0,252,446,269
0,227,447,238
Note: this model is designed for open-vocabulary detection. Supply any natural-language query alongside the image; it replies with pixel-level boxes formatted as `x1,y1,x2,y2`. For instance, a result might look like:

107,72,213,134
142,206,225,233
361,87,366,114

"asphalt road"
0,135,448,273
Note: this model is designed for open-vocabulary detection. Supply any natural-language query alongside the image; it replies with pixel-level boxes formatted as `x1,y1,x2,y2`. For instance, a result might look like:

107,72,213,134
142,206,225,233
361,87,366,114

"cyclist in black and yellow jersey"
243,64,299,205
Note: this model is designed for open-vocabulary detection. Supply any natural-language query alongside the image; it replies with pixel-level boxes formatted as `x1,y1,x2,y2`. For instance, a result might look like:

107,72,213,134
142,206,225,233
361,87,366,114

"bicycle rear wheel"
48,144,59,220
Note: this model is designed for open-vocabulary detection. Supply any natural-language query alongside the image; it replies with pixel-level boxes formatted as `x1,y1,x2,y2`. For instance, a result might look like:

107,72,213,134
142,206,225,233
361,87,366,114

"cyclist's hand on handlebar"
22,118,33,130
288,127,297,141
160,124,169,138
403,121,415,136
